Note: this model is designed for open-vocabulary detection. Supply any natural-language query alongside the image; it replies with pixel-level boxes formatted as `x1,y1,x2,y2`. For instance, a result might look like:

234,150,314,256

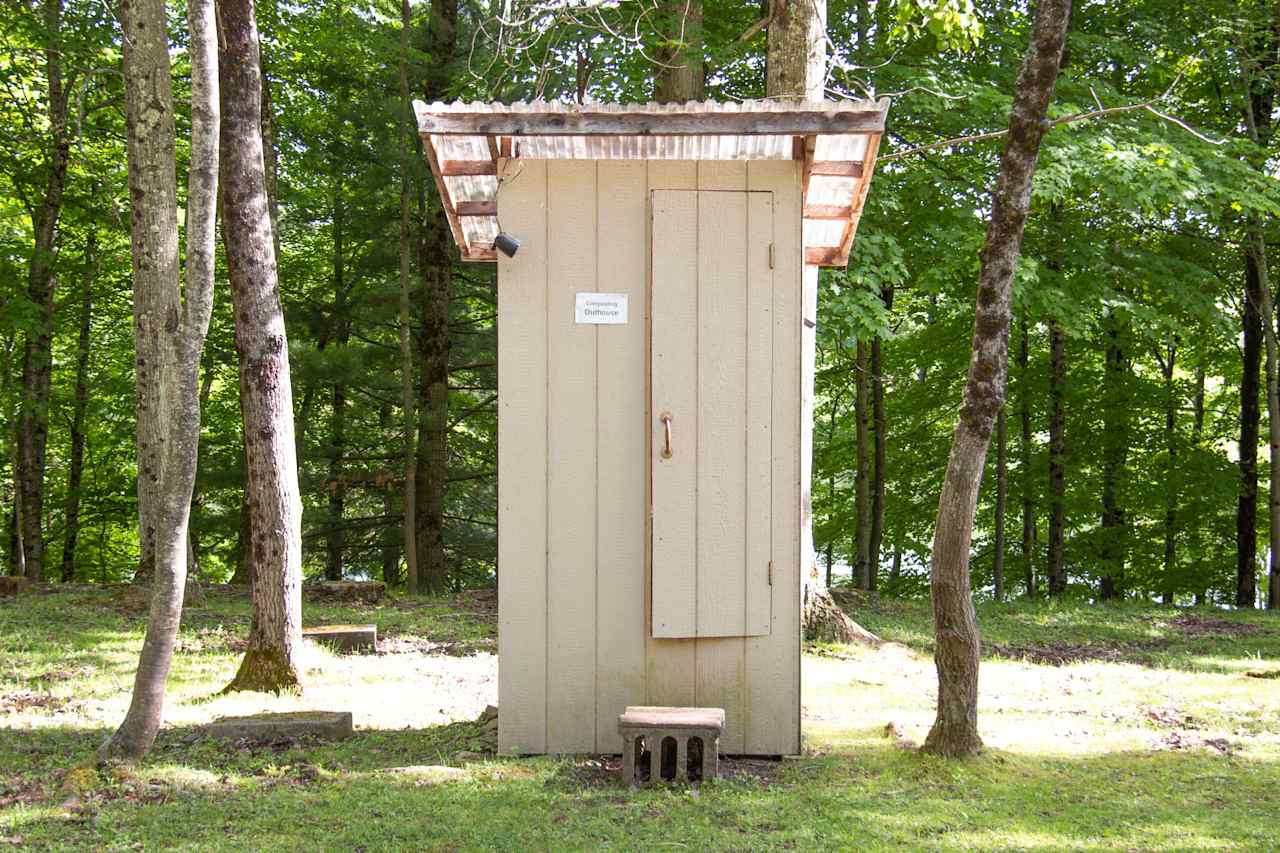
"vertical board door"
651,189,774,639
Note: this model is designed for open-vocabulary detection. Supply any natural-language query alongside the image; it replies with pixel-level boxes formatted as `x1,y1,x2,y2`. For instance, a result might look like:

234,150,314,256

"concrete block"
206,711,354,741
303,624,377,653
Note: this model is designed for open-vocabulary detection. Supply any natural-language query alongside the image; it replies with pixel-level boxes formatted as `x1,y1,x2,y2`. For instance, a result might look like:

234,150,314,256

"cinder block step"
618,706,724,784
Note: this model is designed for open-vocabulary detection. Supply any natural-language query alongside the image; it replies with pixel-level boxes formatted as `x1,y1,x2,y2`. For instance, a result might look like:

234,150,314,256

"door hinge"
768,560,774,586
768,242,776,270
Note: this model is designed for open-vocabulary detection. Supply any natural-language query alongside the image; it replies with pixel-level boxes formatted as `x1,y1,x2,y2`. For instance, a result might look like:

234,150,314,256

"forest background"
4,0,1279,610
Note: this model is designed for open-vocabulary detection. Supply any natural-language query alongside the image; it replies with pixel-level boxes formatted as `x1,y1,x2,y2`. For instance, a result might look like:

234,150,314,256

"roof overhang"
414,99,889,267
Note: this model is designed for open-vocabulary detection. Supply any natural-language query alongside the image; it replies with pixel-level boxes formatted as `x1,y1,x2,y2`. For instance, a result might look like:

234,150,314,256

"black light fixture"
494,231,520,258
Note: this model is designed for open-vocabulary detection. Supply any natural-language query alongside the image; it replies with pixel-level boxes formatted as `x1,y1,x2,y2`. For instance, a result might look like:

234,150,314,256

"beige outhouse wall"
495,157,802,756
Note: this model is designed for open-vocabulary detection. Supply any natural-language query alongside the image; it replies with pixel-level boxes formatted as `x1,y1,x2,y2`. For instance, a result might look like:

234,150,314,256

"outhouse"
415,99,888,756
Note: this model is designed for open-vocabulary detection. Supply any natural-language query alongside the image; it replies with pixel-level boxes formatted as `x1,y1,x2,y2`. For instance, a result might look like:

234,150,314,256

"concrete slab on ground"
206,711,354,741
303,624,377,653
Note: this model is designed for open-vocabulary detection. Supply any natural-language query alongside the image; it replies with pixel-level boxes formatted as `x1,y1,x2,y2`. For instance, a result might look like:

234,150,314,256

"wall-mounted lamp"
494,232,520,258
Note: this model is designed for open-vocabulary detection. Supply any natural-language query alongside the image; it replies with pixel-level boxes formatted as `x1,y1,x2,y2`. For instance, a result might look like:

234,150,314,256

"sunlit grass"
2,587,1278,850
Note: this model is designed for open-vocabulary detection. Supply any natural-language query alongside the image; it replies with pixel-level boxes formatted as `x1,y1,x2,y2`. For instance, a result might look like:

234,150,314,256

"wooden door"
650,189,774,639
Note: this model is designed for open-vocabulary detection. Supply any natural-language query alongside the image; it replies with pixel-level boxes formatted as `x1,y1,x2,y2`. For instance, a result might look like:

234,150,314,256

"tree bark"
766,0,826,100
869,286,892,590
1238,237,1263,608
1160,337,1178,605
97,0,218,763
17,0,72,582
854,340,870,588
993,407,1007,602
325,184,348,582
60,230,97,583
1018,316,1036,598
1046,317,1067,597
399,0,419,592
768,0,873,644
219,0,303,693
1098,315,1129,599
653,0,704,102
411,0,457,596
923,0,1071,758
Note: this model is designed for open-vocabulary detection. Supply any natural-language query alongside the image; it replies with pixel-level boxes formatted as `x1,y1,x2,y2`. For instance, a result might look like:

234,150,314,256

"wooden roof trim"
825,132,883,269
422,134,471,259
414,99,888,137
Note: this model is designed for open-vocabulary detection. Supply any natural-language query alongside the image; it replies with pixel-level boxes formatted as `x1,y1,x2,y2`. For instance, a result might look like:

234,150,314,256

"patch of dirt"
0,689,83,715
176,626,248,654
987,639,1172,666
0,776,47,809
378,635,496,657
1157,731,1234,755
1169,613,1259,638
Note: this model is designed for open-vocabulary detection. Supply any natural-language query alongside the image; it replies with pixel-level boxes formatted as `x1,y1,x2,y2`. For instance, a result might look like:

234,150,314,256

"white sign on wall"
575,292,629,325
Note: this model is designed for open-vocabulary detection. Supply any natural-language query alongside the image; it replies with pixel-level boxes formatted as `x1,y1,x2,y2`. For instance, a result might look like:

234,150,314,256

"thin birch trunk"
1160,337,1177,605
97,0,218,762
924,0,1071,758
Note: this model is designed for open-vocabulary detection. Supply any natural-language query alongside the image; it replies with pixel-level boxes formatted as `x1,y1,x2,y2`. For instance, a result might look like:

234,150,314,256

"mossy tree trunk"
219,0,303,694
923,0,1071,759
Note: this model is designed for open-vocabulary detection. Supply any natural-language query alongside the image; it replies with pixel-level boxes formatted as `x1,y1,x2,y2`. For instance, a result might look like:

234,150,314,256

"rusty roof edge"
412,98,890,137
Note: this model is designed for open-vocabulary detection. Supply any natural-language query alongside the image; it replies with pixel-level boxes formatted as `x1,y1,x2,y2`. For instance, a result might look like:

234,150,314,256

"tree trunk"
1046,317,1067,597
230,479,253,585
219,0,303,694
1098,315,1129,599
1242,46,1278,610
411,0,457,596
993,407,1007,602
60,229,97,583
869,286,892,590
1018,316,1036,598
923,0,1071,759
326,185,348,582
854,340,870,588
768,0,873,643
765,0,826,100
17,0,72,583
1160,337,1177,604
1239,236,1263,608
653,0,704,102
97,0,218,763
1251,233,1280,611
398,0,419,593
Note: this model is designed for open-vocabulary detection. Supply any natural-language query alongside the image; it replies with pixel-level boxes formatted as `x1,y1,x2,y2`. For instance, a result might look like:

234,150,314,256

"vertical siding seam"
543,162,551,753
693,167,701,701
592,160,600,753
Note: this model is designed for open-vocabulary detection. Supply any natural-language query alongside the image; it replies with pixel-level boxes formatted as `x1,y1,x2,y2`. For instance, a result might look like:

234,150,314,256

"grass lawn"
2,587,1278,851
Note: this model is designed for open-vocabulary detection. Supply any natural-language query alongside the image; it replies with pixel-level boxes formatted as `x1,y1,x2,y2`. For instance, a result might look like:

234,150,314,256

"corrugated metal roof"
414,99,887,266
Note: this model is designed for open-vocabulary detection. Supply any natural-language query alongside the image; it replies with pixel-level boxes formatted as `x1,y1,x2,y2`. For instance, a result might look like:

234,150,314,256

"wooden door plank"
693,161,749,755
695,181,749,637
645,162,698,708
594,160,648,753
545,160,598,753
745,159,802,755
650,187,699,639
745,191,775,637
496,159,549,755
